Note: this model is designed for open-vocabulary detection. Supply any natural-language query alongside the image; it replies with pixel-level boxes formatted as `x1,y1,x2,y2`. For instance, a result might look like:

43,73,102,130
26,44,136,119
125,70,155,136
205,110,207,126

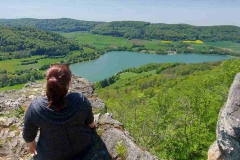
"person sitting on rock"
22,64,95,160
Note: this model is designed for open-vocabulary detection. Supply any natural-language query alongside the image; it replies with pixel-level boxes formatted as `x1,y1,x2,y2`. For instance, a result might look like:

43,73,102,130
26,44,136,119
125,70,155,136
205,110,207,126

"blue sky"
1,0,240,26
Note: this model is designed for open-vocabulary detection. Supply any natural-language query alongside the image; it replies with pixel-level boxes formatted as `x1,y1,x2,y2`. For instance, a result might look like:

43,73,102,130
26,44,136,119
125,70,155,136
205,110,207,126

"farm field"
0,56,64,73
62,32,132,49
206,41,240,52
119,70,157,80
60,32,240,54
0,79,45,92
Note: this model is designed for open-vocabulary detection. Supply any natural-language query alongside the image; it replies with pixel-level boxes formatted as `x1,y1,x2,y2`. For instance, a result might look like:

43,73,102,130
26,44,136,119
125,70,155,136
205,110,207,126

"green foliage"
0,69,44,87
0,26,80,60
0,106,25,118
0,140,4,148
91,22,240,43
9,124,17,132
97,59,240,159
205,41,240,52
3,19,240,44
95,74,120,88
155,63,180,74
14,106,24,118
115,140,127,159
0,18,103,32
118,63,166,74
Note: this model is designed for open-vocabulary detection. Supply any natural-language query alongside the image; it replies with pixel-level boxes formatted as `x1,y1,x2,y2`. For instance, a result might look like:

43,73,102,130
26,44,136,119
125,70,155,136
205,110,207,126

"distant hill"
0,18,103,32
1,18,240,43
91,21,240,42
0,26,79,60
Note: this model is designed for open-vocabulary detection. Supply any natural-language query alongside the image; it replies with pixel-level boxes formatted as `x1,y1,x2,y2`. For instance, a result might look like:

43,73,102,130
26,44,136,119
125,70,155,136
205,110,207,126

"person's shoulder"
34,96,47,104
67,92,90,105
29,96,47,109
67,92,85,99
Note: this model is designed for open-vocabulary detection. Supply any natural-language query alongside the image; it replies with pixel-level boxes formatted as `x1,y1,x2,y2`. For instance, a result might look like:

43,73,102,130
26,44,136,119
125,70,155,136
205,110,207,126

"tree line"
0,69,44,87
0,18,103,32
91,22,240,43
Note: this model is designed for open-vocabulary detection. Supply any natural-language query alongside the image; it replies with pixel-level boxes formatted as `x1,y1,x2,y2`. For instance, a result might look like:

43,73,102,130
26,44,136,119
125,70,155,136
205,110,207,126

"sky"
0,0,240,26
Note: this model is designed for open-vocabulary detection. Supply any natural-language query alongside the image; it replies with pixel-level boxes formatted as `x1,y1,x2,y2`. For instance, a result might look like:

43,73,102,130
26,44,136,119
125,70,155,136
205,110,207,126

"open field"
60,32,166,50
56,31,89,39
0,79,45,92
189,44,210,50
206,41,240,52
60,32,240,53
59,32,132,49
120,70,156,80
0,84,25,92
0,56,65,73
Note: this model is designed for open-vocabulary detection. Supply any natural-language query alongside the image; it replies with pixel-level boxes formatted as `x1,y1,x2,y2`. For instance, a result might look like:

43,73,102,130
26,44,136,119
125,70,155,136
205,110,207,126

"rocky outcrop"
0,76,157,160
208,73,240,160
0,75,106,113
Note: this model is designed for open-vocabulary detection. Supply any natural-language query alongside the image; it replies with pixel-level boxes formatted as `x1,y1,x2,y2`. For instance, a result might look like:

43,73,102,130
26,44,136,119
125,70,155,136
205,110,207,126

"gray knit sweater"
23,92,94,160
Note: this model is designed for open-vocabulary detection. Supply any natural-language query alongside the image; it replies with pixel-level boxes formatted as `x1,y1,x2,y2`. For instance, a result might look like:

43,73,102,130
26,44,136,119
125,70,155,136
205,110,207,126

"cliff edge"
0,76,158,160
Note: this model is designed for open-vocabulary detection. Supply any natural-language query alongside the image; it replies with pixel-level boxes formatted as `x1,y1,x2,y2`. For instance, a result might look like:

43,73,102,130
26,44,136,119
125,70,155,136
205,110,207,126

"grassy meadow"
206,41,240,52
0,79,45,92
0,56,65,73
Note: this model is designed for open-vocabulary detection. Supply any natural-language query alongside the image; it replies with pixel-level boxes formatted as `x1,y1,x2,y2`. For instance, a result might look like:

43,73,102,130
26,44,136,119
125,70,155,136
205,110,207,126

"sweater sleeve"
22,101,38,143
83,95,94,125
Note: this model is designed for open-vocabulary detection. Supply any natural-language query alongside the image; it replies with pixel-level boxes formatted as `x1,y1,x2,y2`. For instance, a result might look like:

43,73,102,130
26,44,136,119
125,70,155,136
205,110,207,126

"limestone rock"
208,73,240,160
94,113,158,160
208,141,222,160
0,75,105,112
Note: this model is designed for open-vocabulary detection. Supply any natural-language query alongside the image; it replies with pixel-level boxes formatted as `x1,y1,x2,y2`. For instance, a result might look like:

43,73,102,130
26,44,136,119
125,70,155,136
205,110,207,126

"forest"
96,59,240,159
0,18,103,32
1,19,240,42
91,22,240,42
0,26,80,60
0,69,44,87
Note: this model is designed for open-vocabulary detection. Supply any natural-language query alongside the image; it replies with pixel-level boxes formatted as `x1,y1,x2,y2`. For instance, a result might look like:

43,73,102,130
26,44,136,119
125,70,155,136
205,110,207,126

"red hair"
46,64,72,111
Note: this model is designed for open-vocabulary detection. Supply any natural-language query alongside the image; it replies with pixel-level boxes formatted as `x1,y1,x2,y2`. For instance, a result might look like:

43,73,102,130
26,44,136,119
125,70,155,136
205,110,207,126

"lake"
70,51,232,82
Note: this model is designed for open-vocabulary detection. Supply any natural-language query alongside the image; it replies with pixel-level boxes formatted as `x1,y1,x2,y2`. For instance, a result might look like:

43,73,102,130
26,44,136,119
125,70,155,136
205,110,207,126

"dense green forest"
0,69,44,87
96,59,240,159
0,26,80,60
1,18,240,42
91,22,240,42
0,18,103,32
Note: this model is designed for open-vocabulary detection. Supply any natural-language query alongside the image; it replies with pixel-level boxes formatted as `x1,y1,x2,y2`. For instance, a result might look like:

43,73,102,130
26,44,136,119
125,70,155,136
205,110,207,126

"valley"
0,18,240,159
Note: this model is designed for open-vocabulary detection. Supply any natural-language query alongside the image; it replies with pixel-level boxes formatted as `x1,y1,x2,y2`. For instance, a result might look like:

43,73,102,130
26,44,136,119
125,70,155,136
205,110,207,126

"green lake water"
70,51,232,82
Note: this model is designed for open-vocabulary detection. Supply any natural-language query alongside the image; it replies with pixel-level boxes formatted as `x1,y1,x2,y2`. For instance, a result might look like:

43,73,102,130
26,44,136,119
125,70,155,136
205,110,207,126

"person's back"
22,64,95,160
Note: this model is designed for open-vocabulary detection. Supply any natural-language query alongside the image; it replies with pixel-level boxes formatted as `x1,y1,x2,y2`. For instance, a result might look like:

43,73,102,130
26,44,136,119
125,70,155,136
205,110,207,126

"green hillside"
0,18,103,32
91,22,240,42
0,26,81,88
1,18,240,43
0,26,80,60
96,59,240,159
